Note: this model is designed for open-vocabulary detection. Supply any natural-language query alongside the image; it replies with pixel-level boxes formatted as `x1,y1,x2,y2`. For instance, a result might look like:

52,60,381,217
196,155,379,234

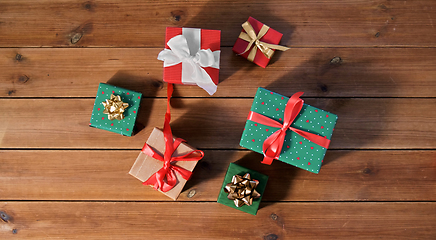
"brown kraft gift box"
129,127,200,200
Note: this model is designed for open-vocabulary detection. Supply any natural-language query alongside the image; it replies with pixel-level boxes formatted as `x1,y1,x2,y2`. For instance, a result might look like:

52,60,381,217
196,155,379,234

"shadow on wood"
107,70,163,97
182,149,226,196
234,151,298,206
168,98,248,148
107,70,163,135
184,0,295,83
184,0,295,46
266,49,398,165
168,98,247,192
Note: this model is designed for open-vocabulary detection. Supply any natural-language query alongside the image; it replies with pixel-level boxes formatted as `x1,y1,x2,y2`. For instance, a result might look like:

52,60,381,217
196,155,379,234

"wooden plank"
0,150,434,201
0,202,434,239
1,1,436,47
2,47,436,98
0,98,435,149
2,1,434,239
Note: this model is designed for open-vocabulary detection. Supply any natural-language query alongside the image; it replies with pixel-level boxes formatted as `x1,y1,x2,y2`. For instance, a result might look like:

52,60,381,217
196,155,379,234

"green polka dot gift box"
217,163,268,215
240,88,338,174
89,83,142,136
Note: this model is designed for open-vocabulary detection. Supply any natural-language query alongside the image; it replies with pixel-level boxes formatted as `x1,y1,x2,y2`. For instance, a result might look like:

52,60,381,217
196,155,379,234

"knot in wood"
83,2,92,10
378,4,388,12
318,83,328,93
0,211,10,222
330,57,342,65
19,75,30,83
151,79,164,89
270,213,278,221
363,168,372,174
264,234,279,240
15,53,22,61
187,189,196,198
71,33,83,44
170,10,184,23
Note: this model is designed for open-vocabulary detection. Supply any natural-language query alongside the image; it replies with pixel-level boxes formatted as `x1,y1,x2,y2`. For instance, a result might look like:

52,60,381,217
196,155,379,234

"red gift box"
232,17,286,68
158,27,221,95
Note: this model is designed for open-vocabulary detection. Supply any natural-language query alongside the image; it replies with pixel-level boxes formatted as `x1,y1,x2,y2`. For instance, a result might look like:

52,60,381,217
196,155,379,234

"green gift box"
240,88,338,174
217,163,268,215
89,83,142,136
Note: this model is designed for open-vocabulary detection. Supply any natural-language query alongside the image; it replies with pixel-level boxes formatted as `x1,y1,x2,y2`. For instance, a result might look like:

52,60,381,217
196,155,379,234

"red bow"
247,92,330,165
141,137,204,192
142,83,204,192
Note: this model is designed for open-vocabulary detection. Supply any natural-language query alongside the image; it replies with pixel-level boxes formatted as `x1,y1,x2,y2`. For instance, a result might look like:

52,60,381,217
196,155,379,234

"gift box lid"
240,88,338,173
89,83,142,136
217,163,268,215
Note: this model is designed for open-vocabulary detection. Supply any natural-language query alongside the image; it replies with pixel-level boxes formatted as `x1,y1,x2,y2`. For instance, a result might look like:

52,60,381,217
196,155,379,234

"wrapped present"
240,88,338,174
129,127,204,200
89,83,142,136
157,27,221,95
233,17,290,68
217,163,268,215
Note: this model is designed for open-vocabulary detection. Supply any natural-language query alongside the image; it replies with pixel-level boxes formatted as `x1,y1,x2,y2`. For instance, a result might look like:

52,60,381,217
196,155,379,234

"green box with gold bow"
240,88,338,174
89,83,142,136
217,163,268,215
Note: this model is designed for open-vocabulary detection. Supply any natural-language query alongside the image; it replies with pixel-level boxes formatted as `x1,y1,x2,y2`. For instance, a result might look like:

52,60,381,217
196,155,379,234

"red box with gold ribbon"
158,27,221,95
232,17,289,68
129,127,204,200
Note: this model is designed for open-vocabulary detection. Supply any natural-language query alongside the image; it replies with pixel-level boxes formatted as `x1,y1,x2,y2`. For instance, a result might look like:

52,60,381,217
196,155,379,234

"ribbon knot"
247,92,331,165
191,49,215,66
158,34,219,95
141,135,204,193
142,84,204,192
238,21,290,62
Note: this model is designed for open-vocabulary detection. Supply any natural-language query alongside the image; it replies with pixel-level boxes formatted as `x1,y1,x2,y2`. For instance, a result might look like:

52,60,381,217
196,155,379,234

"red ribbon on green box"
247,92,330,165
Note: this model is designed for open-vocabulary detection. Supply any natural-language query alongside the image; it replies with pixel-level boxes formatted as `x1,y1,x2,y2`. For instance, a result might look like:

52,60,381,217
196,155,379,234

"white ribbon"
158,29,220,95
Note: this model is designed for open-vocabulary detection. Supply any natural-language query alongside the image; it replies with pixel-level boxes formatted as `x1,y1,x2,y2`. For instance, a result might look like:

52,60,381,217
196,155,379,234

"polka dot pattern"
239,88,338,174
89,83,142,136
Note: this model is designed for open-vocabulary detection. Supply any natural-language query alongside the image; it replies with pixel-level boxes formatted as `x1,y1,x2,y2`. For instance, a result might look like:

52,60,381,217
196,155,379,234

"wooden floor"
1,0,435,239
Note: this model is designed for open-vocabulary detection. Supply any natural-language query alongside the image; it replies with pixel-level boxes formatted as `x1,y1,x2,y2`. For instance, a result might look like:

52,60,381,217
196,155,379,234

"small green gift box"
217,163,268,215
89,83,142,136
240,88,338,174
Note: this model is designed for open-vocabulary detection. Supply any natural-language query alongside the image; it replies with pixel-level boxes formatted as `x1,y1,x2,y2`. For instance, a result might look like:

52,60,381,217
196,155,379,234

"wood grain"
1,0,435,238
0,150,434,201
1,98,435,149
1,0,436,47
0,202,435,239
1,47,436,98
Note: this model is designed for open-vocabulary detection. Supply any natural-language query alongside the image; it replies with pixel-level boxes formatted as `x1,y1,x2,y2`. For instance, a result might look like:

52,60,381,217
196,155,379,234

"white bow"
158,35,220,95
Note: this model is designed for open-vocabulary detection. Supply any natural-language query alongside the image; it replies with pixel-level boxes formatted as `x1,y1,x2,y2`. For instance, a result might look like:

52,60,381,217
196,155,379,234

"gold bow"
102,94,129,120
238,21,290,62
224,173,261,207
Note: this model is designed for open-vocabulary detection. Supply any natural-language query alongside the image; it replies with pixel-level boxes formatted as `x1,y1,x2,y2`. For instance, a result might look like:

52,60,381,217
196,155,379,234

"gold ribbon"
224,173,261,207
102,94,129,120
238,21,290,62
